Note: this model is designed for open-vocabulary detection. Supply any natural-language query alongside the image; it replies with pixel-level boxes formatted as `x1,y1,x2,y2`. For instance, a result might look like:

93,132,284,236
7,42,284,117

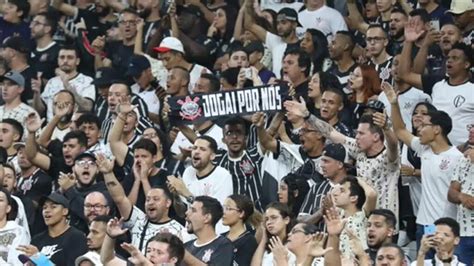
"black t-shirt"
47,155,72,184
30,42,60,80
184,235,234,266
76,6,108,43
20,65,37,103
31,226,88,266
105,41,134,77
223,230,257,266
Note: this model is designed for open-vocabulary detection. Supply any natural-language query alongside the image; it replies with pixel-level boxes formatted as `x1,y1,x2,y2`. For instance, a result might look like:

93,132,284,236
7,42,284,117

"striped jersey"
214,147,264,211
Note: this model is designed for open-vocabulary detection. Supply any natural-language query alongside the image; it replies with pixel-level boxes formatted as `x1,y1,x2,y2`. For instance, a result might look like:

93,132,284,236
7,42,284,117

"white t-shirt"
451,156,474,237
298,6,348,39
430,80,474,146
378,87,431,130
411,255,466,266
124,206,190,254
265,32,287,78
343,137,400,229
0,221,30,265
170,124,226,167
182,165,233,205
400,144,422,215
41,73,95,122
137,89,160,115
411,137,462,225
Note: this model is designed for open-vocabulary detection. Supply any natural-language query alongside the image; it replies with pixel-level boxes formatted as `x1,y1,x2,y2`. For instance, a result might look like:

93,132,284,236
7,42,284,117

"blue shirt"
0,18,30,44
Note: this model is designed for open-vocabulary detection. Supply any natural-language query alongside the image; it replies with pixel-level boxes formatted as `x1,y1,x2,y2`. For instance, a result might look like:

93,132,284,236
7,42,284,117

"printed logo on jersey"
240,160,255,175
202,249,214,263
453,95,466,108
41,244,62,258
439,158,451,171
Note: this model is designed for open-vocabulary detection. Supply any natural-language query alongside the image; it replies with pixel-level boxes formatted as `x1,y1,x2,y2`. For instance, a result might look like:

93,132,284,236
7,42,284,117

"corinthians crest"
177,96,202,121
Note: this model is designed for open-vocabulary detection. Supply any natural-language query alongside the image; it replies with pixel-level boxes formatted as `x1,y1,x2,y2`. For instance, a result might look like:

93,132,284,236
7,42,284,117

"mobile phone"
424,224,436,235
430,20,440,31
244,68,252,79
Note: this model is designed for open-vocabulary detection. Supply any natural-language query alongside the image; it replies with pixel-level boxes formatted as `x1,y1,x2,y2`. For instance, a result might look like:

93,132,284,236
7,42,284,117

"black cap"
277,8,302,27
2,36,30,54
126,55,151,77
75,152,96,162
322,143,347,163
244,41,264,54
177,4,202,18
367,99,385,113
93,67,120,87
41,192,69,209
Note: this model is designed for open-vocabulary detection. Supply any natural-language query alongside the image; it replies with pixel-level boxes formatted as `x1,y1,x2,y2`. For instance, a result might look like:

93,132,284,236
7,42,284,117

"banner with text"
169,84,289,124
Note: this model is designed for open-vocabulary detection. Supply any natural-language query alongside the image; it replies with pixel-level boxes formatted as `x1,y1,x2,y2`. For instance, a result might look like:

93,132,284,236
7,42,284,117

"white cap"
446,0,474,14
75,251,102,266
154,37,185,54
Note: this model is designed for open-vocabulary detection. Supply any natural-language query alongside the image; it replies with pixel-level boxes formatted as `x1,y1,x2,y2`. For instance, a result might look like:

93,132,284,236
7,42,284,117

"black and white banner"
169,84,289,124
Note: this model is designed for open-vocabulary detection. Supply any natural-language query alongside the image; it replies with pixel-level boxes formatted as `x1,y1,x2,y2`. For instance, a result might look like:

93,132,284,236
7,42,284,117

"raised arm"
357,177,378,215
51,0,77,17
38,101,72,148
233,4,246,41
412,28,441,74
382,82,415,147
373,110,399,163
284,98,347,144
243,11,267,43
25,113,51,171
252,112,277,154
31,74,46,116
346,0,369,34
108,98,134,166
96,153,133,219
134,19,145,55
187,0,215,25
101,218,128,266
398,18,424,88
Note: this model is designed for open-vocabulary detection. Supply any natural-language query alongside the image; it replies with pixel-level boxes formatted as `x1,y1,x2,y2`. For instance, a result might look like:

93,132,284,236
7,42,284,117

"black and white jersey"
214,147,264,211
370,56,394,85
95,93,150,124
101,116,153,143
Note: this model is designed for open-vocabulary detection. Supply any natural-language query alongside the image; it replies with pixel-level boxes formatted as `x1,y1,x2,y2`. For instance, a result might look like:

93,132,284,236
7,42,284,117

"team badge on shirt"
240,160,255,175
202,249,214,263
439,158,451,170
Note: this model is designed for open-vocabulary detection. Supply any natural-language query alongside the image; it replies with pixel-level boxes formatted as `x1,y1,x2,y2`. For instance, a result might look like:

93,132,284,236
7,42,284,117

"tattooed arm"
284,98,347,144
96,153,133,219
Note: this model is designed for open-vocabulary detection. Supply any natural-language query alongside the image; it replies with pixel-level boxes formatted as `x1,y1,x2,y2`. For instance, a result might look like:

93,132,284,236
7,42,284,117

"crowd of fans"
0,0,473,265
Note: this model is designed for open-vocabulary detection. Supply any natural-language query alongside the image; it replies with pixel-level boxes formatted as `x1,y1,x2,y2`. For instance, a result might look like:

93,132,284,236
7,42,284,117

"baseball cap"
154,37,185,54
13,142,25,150
1,71,25,88
126,55,151,77
366,99,385,113
446,0,474,14
2,36,30,54
75,251,101,266
277,8,302,27
93,67,120,87
18,253,54,266
41,192,70,209
75,152,96,162
244,41,265,54
322,143,347,163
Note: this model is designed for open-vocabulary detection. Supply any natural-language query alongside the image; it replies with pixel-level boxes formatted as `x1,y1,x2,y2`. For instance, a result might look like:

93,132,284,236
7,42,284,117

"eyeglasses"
84,204,106,210
30,21,47,27
76,160,97,167
223,206,240,212
366,37,386,43
119,20,137,26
